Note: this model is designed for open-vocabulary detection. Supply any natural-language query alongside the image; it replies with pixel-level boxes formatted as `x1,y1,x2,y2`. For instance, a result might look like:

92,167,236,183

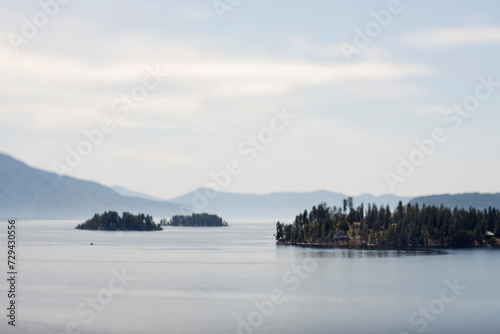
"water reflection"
277,245,447,259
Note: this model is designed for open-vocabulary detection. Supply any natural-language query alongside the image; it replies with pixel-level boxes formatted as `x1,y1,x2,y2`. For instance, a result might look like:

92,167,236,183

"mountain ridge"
168,187,412,218
410,193,500,210
0,153,187,219
111,185,163,201
1,152,499,219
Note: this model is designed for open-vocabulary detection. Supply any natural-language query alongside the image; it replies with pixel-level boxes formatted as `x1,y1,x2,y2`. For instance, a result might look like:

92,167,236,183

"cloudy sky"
1,0,499,199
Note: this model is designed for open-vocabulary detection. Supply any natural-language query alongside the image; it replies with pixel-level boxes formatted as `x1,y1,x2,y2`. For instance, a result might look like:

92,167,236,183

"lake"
1,219,499,334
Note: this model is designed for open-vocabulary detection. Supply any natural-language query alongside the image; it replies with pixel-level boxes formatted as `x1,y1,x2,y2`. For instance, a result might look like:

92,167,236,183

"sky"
1,0,500,200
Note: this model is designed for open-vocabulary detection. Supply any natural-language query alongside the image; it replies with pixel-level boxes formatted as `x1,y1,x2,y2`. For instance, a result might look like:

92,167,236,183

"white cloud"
0,22,433,134
289,36,390,61
289,116,387,150
408,104,448,115
174,4,213,21
338,83,425,100
0,15,436,198
112,148,194,164
288,36,344,58
137,97,202,115
408,26,500,48
169,59,431,85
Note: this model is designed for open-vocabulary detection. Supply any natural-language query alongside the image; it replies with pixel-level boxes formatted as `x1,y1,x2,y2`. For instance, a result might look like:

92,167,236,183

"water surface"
0,219,498,334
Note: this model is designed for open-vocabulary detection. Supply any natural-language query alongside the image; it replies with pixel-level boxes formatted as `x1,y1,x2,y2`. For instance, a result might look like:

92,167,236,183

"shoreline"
276,241,498,250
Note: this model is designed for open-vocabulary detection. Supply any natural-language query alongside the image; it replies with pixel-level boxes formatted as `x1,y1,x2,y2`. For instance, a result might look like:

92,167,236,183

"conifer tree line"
168,213,228,227
276,199,500,247
76,211,162,231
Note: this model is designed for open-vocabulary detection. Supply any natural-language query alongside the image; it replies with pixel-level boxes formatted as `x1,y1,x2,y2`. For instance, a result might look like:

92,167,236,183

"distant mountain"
3,152,498,220
168,188,411,219
112,185,163,201
0,153,188,219
410,193,500,210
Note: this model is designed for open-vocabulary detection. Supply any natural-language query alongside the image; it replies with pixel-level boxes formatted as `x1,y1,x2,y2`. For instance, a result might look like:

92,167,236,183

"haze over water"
0,219,498,334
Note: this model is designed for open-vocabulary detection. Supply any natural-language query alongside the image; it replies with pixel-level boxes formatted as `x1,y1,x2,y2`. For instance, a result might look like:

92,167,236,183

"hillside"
2,152,498,220
111,185,163,201
410,193,500,210
168,188,411,218
0,153,188,219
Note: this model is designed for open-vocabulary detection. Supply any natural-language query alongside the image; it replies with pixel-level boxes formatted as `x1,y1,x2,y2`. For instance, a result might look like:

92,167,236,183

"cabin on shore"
485,231,495,246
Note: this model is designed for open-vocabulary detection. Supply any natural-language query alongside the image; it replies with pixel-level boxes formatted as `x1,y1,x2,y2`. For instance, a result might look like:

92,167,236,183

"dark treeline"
167,213,228,227
76,211,162,231
276,198,500,247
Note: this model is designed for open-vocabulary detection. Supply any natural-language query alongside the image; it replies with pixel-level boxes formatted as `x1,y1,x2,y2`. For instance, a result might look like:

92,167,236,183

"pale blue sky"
1,0,499,199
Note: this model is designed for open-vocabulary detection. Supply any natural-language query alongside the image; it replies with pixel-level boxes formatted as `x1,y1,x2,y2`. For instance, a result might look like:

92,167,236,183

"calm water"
1,219,499,334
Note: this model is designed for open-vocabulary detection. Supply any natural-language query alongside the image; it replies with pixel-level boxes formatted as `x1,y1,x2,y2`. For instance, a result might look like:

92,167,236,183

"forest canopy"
166,213,228,227
76,211,162,231
276,198,499,247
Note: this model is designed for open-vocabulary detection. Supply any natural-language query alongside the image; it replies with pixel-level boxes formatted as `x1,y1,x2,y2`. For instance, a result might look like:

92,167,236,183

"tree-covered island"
276,198,499,248
76,211,162,231
162,213,228,227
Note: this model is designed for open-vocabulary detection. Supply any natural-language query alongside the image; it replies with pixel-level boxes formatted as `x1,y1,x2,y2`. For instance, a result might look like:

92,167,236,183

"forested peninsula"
276,199,499,248
76,211,162,231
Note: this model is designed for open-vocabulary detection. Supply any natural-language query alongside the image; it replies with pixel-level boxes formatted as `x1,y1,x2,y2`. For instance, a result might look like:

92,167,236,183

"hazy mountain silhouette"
410,193,500,210
168,188,412,219
0,153,187,219
112,185,163,201
2,153,498,219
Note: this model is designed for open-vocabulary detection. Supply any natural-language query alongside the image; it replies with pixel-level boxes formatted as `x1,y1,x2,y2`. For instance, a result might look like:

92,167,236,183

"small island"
162,213,228,227
276,198,499,248
76,211,162,231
